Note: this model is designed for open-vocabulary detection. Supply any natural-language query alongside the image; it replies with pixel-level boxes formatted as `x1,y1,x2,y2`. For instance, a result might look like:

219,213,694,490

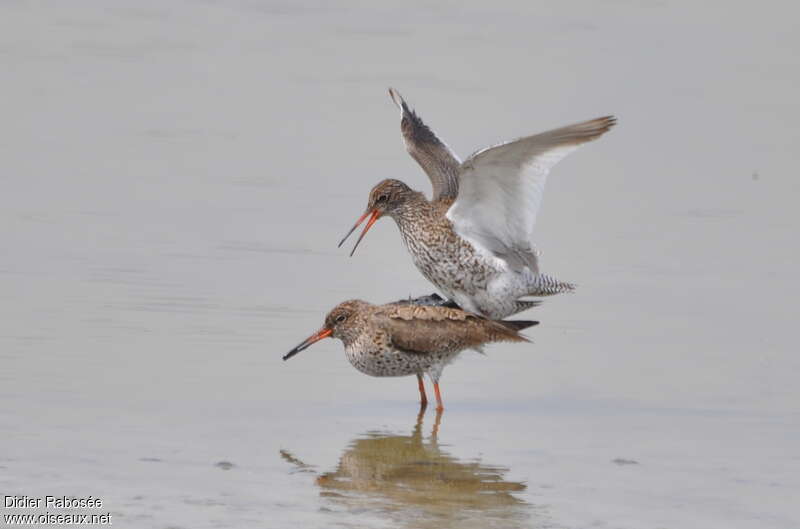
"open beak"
283,328,333,361
338,209,381,256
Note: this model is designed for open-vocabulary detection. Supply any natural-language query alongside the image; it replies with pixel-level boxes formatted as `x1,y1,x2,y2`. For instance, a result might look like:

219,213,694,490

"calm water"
2,1,799,528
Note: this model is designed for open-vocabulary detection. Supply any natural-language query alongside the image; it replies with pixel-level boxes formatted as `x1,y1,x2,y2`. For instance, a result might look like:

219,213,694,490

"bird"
282,299,537,411
338,88,616,319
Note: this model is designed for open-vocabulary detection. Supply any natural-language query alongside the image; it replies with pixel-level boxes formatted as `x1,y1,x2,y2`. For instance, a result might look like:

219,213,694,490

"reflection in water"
281,410,536,528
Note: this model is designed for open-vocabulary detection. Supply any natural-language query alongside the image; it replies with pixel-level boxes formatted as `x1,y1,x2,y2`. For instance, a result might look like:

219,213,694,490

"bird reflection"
280,409,533,529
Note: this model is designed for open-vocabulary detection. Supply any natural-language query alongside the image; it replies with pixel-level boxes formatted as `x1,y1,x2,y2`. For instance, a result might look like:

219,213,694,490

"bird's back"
377,303,535,355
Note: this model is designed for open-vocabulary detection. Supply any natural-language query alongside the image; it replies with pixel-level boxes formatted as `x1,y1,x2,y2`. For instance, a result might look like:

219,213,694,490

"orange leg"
431,406,443,438
416,374,428,408
433,381,444,411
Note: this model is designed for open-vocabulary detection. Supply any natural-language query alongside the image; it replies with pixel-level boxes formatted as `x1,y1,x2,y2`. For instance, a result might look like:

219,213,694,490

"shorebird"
282,299,536,410
339,89,616,319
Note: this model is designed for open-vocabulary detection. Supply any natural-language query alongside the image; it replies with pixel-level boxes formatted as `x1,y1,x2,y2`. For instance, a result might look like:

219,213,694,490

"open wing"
378,304,530,355
389,88,460,200
446,116,616,273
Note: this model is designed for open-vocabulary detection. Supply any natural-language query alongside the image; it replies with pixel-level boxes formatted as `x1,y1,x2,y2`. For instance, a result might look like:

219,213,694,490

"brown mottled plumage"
283,299,537,410
339,89,616,319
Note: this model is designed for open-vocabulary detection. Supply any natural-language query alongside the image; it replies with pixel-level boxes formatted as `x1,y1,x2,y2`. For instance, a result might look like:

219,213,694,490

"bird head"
282,300,370,361
338,179,414,256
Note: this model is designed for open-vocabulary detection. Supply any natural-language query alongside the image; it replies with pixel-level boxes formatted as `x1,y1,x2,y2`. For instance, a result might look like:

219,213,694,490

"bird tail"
526,273,576,297
512,299,542,314
491,319,538,343
499,320,539,332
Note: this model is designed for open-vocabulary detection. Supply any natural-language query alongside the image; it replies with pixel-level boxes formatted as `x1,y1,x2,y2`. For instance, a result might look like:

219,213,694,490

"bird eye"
376,194,388,203
335,314,347,323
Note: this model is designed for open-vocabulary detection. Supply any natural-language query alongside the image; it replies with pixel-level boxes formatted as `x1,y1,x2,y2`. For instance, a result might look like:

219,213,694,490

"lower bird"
339,89,616,319
282,299,537,410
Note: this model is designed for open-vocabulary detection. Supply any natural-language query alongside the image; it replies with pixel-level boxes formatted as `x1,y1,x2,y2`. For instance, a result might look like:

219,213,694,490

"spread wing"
446,116,616,273
378,304,529,355
389,88,460,200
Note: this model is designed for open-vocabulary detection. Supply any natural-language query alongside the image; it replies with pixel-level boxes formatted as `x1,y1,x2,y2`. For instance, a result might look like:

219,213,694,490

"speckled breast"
345,345,440,378
399,217,494,297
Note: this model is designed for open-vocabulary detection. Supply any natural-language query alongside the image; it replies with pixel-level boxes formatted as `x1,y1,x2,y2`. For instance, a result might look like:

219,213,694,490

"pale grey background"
1,1,798,528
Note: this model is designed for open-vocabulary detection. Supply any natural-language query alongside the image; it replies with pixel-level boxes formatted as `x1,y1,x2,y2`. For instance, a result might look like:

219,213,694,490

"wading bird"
282,299,536,410
339,89,615,318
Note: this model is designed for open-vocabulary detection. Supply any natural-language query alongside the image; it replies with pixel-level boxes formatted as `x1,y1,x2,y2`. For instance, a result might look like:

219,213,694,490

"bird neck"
391,191,436,227
343,327,386,355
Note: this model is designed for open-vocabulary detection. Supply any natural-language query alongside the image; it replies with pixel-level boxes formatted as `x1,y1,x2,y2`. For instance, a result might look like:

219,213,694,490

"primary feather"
389,87,461,200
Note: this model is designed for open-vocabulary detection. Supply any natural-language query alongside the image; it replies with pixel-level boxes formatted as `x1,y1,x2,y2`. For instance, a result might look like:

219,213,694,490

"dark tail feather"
500,320,539,332
514,300,542,313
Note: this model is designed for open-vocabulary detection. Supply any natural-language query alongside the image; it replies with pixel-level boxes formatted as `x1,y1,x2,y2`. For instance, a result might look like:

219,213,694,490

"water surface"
2,1,799,528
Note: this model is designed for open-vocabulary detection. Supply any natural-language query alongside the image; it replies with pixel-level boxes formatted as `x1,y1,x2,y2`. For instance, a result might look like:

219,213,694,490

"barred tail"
527,273,575,297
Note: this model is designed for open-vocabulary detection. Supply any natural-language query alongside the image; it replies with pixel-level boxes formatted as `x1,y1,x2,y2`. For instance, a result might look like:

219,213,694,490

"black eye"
335,314,347,323
376,194,388,203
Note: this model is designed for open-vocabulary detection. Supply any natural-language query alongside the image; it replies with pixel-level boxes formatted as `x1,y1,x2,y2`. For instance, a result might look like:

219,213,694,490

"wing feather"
389,88,461,200
447,116,616,272
377,304,529,354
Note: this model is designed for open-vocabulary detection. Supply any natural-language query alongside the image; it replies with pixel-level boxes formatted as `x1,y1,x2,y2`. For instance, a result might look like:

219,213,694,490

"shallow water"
2,1,799,528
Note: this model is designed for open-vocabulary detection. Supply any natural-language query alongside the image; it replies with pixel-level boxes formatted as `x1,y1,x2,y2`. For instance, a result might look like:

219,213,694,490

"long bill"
282,328,333,361
338,209,381,256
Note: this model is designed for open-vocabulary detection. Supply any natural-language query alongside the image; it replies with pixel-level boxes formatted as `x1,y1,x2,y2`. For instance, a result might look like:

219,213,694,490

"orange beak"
337,209,382,257
282,328,333,361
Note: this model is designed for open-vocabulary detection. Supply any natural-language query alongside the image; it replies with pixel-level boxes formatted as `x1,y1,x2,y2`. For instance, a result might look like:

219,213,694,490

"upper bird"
339,89,616,319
